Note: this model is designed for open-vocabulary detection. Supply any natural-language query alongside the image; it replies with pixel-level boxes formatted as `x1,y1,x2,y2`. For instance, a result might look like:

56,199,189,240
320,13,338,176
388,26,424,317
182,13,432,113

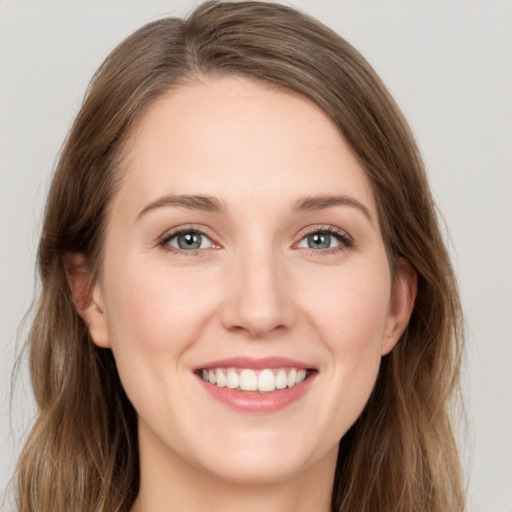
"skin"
71,76,416,512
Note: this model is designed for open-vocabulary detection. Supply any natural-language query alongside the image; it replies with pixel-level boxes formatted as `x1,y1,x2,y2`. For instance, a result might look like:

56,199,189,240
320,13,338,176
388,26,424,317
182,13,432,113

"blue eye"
297,229,351,251
165,231,213,251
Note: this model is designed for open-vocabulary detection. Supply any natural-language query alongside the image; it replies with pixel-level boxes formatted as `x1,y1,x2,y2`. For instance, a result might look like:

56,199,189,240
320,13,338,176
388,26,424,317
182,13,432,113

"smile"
199,367,310,392
195,357,317,413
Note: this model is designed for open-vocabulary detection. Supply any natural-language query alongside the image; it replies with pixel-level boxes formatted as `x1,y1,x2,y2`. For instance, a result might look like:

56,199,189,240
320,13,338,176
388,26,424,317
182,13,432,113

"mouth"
196,366,316,393
194,357,317,413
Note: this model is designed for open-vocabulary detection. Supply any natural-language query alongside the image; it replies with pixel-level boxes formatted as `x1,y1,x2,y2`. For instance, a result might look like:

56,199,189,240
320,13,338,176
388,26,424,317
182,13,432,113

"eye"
297,228,352,251
163,230,214,251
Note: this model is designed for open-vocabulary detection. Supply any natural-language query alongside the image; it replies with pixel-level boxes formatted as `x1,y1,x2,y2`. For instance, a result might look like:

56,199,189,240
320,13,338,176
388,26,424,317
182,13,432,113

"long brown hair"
14,2,465,510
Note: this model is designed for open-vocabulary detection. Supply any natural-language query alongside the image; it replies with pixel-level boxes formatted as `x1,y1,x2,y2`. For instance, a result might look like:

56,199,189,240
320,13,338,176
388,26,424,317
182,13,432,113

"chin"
198,452,313,486
187,430,336,486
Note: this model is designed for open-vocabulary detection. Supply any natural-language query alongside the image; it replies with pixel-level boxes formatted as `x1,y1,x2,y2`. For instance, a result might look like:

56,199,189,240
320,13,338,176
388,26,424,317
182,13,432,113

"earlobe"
382,258,418,356
64,253,111,348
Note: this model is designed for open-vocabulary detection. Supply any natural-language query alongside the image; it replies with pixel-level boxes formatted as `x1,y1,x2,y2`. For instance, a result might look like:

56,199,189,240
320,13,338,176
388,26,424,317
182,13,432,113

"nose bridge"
221,239,295,337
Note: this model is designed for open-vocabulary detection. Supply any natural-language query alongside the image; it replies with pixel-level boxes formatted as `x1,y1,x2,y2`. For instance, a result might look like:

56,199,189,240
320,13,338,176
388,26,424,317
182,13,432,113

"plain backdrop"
1,1,511,511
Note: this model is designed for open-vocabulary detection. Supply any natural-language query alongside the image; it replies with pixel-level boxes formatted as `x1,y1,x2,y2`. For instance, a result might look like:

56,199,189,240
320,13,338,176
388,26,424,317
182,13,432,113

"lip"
194,357,317,413
194,356,314,371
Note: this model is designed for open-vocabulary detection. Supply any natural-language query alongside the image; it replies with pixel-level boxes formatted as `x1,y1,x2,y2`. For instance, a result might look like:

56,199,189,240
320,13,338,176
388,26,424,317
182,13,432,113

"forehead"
116,76,377,219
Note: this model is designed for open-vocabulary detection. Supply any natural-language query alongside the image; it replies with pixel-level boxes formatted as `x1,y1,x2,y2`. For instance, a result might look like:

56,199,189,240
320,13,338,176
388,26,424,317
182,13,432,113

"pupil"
178,233,201,250
308,233,330,249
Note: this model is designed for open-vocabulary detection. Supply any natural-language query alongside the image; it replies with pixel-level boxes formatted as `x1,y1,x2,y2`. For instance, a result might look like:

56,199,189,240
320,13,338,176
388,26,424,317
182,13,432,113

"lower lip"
197,373,316,413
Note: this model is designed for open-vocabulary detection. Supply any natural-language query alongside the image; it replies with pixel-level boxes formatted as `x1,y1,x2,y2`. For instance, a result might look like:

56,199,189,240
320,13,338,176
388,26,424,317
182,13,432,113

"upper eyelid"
159,225,218,244
299,225,348,235
297,224,353,241
164,229,213,243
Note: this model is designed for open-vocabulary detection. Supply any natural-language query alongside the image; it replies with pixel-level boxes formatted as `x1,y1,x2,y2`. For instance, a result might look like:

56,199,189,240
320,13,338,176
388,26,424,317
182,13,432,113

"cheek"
303,265,391,350
100,260,222,422
103,260,219,352
299,264,391,404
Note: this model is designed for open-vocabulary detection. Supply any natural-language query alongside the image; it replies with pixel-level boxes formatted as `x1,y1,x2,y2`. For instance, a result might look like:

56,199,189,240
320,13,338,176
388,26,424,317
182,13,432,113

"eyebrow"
292,195,373,223
136,194,226,220
136,193,372,223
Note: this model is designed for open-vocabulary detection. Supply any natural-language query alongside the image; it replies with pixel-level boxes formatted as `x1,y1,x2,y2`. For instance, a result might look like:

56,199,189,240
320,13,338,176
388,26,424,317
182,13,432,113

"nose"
220,245,297,338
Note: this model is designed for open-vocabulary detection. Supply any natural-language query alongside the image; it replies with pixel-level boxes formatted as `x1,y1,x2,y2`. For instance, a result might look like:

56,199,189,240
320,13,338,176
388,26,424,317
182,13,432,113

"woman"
14,1,465,511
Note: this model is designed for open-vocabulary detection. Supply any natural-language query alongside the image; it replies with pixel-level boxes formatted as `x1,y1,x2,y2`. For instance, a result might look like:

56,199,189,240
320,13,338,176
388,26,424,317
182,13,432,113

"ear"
381,258,417,356
64,253,111,348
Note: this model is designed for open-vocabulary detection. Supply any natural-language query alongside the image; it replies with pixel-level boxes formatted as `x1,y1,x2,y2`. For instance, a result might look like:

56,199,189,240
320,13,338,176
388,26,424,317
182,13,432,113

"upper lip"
194,356,315,371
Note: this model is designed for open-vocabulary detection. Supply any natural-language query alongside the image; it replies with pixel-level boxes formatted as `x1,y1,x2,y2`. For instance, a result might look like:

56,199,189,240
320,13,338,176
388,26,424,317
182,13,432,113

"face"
82,76,415,486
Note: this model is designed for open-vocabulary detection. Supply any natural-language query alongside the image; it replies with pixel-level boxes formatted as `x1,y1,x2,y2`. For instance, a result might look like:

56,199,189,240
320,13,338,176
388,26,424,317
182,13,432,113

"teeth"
226,368,239,389
200,367,311,392
258,369,276,392
287,368,297,387
215,369,226,387
239,369,258,391
275,369,288,389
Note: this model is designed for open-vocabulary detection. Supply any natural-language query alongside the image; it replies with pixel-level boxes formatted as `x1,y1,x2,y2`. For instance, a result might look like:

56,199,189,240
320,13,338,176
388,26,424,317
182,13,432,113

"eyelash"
298,226,354,256
158,226,215,256
157,225,354,256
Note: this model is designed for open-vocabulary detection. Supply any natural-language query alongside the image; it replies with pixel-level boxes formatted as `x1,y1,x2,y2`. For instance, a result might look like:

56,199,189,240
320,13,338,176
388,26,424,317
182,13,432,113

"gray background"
1,1,511,511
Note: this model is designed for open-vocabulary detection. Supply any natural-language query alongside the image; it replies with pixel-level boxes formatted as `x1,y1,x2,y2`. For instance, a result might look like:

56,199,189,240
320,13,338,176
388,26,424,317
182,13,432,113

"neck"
131,475,334,512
